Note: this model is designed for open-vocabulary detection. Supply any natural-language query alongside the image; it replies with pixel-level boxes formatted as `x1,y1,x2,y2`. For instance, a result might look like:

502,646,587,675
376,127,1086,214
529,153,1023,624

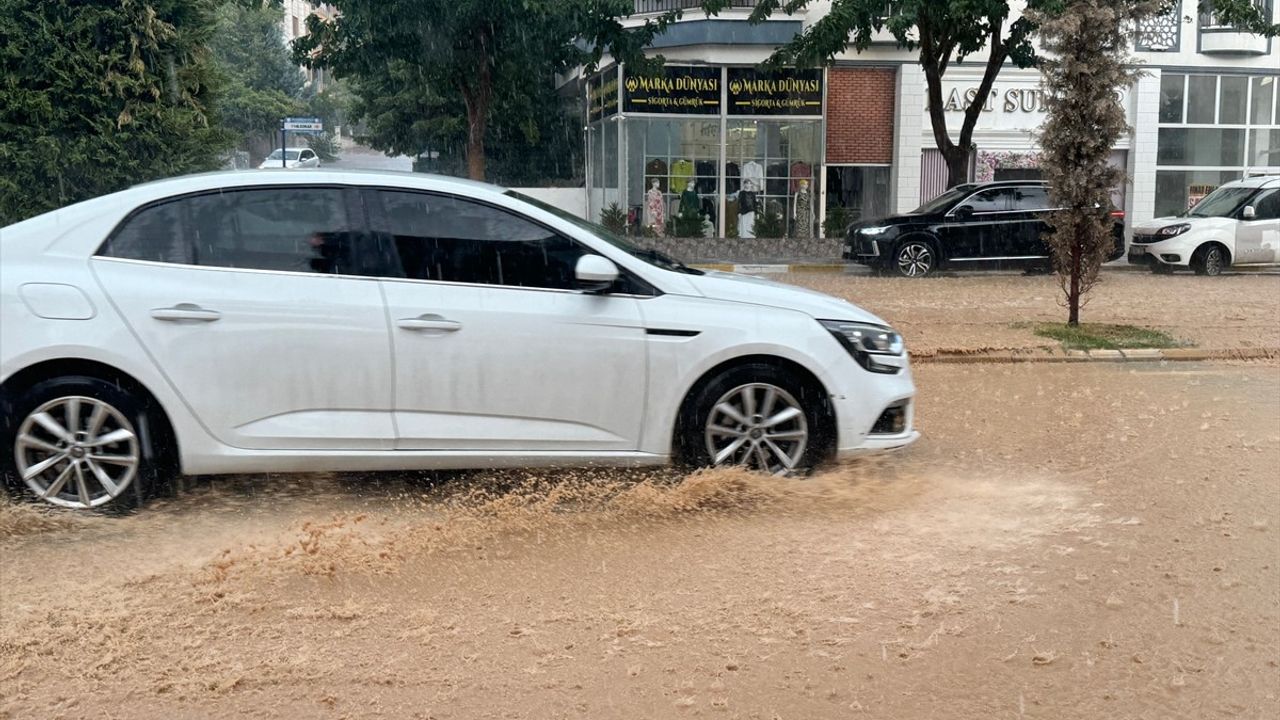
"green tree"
0,0,233,224
208,1,305,148
292,0,678,181
1032,0,1152,325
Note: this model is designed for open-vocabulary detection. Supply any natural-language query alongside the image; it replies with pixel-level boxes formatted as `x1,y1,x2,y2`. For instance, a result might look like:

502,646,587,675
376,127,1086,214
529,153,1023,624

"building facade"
573,0,1279,240
281,0,337,90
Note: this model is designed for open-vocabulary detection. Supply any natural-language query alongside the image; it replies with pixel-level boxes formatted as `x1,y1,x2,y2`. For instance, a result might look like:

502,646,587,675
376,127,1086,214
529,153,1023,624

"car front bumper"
1128,238,1189,267
828,360,920,459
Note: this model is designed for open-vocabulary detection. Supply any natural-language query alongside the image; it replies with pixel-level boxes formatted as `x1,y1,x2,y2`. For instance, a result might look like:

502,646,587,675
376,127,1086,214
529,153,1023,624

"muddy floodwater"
2,362,1278,719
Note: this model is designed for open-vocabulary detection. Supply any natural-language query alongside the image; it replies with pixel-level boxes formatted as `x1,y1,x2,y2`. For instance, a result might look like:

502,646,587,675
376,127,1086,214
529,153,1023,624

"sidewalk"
913,346,1280,364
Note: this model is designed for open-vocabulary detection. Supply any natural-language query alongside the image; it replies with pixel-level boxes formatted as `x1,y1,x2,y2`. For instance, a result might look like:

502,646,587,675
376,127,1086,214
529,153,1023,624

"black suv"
845,181,1126,277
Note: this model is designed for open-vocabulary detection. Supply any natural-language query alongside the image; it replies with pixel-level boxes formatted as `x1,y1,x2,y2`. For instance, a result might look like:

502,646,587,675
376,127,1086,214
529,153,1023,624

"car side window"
1250,189,1279,220
99,188,365,276
373,190,588,290
301,150,315,161
960,188,1012,214
99,201,193,264
1010,187,1052,212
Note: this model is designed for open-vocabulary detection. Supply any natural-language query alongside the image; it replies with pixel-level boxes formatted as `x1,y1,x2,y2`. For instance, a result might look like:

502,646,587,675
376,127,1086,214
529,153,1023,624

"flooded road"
2,362,1278,719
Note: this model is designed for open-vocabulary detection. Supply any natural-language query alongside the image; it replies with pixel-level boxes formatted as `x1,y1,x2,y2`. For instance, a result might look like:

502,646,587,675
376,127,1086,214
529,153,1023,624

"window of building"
373,191,588,290
1155,73,1280,216
825,166,891,226
725,119,821,238
624,118,720,236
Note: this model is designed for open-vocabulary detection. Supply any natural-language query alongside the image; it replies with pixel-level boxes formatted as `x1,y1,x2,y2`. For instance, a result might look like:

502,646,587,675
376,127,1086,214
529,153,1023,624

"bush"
824,205,855,238
600,203,627,234
306,132,341,162
752,200,786,238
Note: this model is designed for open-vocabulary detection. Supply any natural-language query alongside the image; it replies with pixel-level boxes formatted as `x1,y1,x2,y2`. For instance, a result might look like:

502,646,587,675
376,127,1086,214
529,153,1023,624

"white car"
1129,175,1280,275
0,171,917,511
258,147,320,169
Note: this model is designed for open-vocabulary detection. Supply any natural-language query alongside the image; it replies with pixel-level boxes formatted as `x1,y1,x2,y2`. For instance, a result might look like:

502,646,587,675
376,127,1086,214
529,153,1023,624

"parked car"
0,171,918,511
258,147,320,169
845,180,1126,277
1128,175,1280,276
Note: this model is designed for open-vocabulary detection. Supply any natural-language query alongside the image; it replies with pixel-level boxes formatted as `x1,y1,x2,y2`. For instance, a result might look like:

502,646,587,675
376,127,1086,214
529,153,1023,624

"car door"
1235,188,1280,264
92,185,397,450
935,187,1014,263
299,149,319,168
367,188,649,452
1003,185,1054,260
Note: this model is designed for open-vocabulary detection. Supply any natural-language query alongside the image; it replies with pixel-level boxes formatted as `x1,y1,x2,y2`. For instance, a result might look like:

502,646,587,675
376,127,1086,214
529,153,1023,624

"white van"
1129,175,1280,275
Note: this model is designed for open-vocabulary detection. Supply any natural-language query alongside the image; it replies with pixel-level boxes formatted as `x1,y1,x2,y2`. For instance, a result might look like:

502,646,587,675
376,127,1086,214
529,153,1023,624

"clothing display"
740,161,764,193
679,186,700,216
790,162,813,193
793,183,813,239
725,162,741,194
737,190,756,215
740,211,756,239
645,182,665,236
700,197,717,228
766,162,788,196
644,158,668,193
725,196,739,238
695,161,716,194
670,159,694,193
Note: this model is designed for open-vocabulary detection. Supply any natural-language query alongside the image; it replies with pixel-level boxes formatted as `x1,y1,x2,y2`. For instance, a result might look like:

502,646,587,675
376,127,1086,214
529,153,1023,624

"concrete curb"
690,262,1280,275
913,347,1280,365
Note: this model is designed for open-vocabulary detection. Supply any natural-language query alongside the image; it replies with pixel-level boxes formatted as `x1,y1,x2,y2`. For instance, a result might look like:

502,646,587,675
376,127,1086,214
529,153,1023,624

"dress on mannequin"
793,180,813,240
645,180,665,236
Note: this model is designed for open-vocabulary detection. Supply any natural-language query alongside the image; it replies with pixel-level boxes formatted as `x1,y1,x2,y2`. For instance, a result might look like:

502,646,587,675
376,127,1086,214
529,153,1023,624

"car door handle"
397,314,462,332
150,303,221,322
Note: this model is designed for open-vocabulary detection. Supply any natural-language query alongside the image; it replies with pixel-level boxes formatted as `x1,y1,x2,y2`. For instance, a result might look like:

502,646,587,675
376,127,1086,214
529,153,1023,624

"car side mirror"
954,205,974,219
1242,205,1256,220
575,254,619,293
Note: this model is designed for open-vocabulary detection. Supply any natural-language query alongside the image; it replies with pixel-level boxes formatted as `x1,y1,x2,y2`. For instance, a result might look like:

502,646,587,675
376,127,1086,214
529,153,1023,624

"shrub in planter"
752,200,786,238
600,203,627,234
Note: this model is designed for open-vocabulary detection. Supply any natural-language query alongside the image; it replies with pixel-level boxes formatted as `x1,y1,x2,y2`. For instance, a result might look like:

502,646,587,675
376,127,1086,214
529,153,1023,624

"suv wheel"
1191,244,1226,276
2,376,167,511
678,363,831,475
894,240,936,278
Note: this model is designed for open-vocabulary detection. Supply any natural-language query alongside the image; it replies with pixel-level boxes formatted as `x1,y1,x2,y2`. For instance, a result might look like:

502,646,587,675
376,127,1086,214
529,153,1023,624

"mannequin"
645,179,665,236
739,160,763,239
793,179,812,240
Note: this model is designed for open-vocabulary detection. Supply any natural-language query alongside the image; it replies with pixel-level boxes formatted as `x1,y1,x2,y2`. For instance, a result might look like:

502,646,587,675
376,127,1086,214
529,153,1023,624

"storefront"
585,64,824,239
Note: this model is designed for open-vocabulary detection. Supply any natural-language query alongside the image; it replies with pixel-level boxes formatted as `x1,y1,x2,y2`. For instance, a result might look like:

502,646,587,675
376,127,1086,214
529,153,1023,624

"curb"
913,347,1280,365
689,262,1280,275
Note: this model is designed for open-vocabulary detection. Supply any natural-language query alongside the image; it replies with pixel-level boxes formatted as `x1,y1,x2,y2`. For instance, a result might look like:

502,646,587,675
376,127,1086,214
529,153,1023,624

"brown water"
2,362,1278,719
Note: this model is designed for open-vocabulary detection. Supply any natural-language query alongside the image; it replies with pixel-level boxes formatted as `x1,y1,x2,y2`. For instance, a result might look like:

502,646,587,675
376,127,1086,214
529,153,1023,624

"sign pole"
281,125,287,168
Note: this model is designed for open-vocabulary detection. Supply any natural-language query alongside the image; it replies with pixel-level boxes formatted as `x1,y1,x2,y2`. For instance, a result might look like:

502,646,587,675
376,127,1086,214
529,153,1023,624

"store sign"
588,72,618,122
1187,184,1216,209
934,79,1130,132
622,66,720,114
727,68,823,116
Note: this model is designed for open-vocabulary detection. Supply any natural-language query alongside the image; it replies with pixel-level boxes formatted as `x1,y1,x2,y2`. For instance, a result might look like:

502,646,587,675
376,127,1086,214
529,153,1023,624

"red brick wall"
826,68,896,164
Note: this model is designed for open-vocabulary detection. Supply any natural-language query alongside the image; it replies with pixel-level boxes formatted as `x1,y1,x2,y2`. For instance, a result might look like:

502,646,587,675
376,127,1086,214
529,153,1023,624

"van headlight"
819,320,905,374
1157,223,1191,238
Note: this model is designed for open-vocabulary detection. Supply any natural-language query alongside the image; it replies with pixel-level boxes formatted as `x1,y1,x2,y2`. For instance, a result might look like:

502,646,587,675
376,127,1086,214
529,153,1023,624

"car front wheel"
1191,244,1226,276
679,363,831,475
2,376,166,511
894,240,936,278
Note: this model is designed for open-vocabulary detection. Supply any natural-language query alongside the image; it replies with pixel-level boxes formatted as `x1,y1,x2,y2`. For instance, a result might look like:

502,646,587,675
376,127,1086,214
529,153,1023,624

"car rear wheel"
894,240,936,278
678,363,831,475
1191,244,1226,276
2,376,167,511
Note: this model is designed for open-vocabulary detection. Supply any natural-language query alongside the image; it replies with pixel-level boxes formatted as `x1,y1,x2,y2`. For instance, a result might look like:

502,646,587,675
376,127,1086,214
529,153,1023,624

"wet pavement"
2,361,1278,719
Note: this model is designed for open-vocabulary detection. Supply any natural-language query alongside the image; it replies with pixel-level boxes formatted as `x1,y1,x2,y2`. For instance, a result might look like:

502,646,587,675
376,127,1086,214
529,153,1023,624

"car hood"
682,270,887,325
1133,216,1236,232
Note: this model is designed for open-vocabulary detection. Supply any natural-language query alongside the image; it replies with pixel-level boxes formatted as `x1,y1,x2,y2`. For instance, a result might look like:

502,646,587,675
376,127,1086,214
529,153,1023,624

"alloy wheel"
897,243,933,277
1204,247,1223,276
14,395,140,509
704,383,809,475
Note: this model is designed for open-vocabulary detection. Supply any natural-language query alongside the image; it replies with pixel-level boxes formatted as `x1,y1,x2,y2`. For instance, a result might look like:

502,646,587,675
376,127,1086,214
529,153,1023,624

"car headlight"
819,320,905,374
859,226,892,236
1156,223,1191,238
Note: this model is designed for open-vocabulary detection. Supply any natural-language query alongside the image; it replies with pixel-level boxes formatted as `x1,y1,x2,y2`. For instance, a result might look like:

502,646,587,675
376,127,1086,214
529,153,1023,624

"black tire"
676,362,833,475
893,239,937,278
1,375,171,512
1191,244,1226,276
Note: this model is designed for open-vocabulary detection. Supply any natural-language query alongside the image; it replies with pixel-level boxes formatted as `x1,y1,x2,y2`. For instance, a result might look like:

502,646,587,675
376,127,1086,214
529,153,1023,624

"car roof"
1224,174,1280,189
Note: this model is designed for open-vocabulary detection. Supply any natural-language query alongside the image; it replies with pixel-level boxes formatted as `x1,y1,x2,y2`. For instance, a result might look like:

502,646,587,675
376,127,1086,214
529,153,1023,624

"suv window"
101,188,364,275
1250,188,1279,220
372,190,588,290
1010,186,1052,212
958,188,1012,214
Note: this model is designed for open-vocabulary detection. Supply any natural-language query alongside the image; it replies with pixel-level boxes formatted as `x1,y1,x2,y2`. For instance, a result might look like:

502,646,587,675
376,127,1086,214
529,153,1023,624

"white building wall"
892,66,925,214
1127,71,1164,231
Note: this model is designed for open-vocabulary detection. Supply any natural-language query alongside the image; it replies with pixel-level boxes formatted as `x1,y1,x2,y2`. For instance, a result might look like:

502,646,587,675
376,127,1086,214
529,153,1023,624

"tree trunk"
943,146,970,189
1068,243,1082,326
462,94,487,181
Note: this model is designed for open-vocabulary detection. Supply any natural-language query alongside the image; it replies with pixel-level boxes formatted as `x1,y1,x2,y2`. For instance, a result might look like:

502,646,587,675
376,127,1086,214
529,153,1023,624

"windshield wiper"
636,248,701,274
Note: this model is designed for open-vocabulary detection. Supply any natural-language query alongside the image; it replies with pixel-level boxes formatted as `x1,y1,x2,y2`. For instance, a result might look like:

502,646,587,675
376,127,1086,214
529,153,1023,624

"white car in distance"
259,147,320,169
1129,175,1280,275
0,171,918,511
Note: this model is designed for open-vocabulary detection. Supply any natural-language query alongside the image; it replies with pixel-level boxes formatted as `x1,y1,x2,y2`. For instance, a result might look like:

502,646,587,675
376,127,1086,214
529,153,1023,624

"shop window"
825,166,891,228
1159,74,1184,124
1252,77,1276,126
725,119,821,238
1219,76,1248,125
1249,129,1280,167
1154,170,1242,217
1157,128,1245,166
625,118,720,236
1186,75,1217,124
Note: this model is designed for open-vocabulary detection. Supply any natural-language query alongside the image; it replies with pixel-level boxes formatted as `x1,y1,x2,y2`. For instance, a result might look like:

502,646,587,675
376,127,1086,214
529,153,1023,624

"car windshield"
912,186,973,215
265,149,301,161
1182,186,1254,218
505,191,703,275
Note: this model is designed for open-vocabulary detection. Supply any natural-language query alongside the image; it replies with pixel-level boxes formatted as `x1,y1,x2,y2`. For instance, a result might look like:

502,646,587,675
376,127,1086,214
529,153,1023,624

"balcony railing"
632,1,760,13
1199,0,1271,54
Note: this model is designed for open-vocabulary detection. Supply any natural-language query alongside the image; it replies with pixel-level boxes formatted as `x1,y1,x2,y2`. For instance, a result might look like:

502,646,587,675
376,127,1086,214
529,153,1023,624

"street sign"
282,117,323,132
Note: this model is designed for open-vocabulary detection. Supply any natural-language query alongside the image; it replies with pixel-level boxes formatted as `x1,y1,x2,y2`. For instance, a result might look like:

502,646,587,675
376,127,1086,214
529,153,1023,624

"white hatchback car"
0,171,917,511
258,147,321,169
1129,175,1280,275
